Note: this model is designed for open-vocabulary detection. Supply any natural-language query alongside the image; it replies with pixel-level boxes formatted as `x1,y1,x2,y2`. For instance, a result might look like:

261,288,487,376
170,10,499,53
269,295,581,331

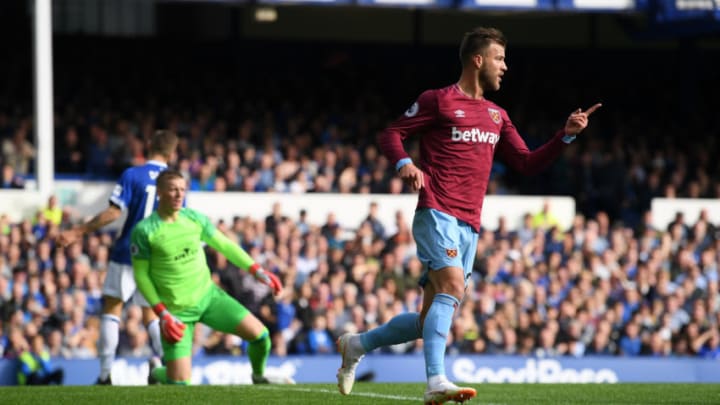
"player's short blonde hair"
156,169,185,190
149,130,178,158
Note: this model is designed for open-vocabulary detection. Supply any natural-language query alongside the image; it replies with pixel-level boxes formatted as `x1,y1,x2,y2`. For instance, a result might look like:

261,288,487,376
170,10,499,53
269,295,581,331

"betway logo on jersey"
451,127,499,145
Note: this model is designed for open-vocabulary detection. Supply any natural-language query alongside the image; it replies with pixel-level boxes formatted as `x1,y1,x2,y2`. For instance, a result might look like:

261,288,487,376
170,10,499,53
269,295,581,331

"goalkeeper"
130,169,283,385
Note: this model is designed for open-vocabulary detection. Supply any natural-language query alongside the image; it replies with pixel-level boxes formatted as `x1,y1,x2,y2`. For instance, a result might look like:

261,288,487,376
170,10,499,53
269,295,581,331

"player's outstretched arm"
247,262,283,296
564,103,602,136
205,230,283,296
57,204,122,247
497,102,602,176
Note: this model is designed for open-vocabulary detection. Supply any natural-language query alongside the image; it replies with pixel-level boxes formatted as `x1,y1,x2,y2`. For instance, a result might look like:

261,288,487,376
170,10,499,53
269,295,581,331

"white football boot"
336,333,365,395
424,378,477,405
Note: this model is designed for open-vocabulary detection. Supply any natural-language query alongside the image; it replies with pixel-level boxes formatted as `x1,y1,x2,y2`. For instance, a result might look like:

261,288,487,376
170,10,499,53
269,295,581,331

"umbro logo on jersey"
149,170,159,180
454,109,465,118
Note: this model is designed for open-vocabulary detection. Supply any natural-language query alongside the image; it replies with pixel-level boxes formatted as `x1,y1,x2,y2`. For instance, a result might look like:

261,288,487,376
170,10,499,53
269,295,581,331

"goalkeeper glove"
153,302,186,344
249,263,283,296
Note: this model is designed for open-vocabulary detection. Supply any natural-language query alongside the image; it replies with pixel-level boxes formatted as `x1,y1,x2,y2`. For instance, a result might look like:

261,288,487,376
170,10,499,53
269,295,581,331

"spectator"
265,202,286,236
1,164,24,189
189,163,216,191
17,335,64,385
694,329,720,359
619,322,642,356
307,314,334,354
55,126,85,174
532,200,560,231
85,125,114,179
361,201,385,240
118,326,152,358
41,195,63,227
2,126,36,175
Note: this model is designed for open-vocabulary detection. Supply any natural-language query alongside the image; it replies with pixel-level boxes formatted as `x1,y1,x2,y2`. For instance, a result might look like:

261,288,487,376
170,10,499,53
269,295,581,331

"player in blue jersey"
58,130,179,385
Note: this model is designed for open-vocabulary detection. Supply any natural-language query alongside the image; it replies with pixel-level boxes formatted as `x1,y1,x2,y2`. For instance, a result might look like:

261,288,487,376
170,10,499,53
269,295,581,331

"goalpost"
33,0,55,199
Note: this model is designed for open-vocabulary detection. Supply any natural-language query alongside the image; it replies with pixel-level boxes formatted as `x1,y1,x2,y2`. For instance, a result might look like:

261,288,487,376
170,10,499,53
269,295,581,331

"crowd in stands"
1,197,719,361
1,40,719,362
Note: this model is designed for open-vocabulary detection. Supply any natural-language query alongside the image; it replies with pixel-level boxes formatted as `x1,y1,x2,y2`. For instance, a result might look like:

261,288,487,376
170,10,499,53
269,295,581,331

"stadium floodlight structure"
33,0,55,199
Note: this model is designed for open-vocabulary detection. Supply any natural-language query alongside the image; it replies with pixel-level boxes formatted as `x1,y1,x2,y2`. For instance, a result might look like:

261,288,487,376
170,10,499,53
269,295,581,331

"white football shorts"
102,261,150,307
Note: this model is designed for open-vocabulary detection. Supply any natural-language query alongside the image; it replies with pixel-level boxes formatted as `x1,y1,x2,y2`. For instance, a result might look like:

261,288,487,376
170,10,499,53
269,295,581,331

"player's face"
159,177,186,211
478,42,507,92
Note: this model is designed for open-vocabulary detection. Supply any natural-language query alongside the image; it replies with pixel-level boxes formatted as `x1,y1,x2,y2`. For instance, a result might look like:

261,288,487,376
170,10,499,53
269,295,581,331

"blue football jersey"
108,160,167,264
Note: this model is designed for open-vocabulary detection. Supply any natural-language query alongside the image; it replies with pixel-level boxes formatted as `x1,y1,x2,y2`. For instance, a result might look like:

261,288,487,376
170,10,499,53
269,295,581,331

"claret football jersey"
378,84,566,231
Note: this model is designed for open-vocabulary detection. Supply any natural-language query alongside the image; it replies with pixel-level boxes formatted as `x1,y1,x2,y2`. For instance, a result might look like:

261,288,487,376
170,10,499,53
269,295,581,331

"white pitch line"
253,384,509,405
253,385,422,402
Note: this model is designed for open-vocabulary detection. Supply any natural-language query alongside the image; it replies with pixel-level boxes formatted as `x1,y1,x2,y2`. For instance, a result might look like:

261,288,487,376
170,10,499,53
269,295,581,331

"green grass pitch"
2,383,720,404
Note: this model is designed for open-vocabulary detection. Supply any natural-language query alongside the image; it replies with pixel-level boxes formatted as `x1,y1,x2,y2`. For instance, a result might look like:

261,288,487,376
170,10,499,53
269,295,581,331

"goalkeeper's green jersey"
130,208,216,311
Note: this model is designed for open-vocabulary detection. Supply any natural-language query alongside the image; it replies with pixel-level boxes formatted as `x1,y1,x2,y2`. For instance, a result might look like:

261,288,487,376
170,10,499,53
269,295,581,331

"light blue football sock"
423,293,459,378
360,312,421,352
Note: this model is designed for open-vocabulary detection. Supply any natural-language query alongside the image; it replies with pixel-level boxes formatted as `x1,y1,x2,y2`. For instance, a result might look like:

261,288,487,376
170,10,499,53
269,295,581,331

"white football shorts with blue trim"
103,261,150,306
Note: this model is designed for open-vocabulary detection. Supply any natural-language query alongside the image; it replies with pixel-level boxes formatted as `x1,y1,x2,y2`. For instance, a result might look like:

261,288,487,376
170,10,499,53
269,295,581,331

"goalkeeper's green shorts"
162,284,251,361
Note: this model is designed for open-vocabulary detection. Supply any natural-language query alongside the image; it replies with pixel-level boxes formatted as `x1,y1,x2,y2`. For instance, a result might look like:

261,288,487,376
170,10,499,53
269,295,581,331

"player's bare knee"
141,307,158,325
443,283,465,301
433,284,464,301
430,269,465,300
235,314,265,340
102,296,123,315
